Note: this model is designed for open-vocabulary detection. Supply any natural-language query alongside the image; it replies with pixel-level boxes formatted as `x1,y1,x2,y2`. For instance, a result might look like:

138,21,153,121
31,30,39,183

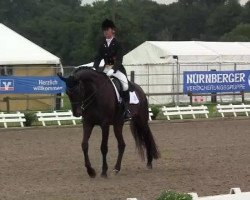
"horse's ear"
57,73,67,82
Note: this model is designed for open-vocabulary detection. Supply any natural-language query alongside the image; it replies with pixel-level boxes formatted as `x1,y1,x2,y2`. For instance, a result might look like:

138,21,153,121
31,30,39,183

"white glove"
106,69,114,77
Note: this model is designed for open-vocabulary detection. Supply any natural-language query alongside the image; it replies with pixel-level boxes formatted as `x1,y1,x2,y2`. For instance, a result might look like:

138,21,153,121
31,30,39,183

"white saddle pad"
110,79,139,104
129,91,139,104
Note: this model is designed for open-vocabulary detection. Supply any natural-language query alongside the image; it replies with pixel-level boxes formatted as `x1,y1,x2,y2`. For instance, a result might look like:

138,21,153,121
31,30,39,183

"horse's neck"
77,70,112,101
84,78,114,105
82,81,96,99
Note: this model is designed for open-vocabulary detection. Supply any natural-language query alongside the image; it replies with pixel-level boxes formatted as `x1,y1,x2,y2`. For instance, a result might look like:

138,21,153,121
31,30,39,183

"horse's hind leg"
82,123,96,178
100,125,110,178
113,124,126,174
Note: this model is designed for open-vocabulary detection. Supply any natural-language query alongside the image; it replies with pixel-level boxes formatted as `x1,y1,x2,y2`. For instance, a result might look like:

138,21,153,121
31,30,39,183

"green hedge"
24,112,37,126
150,105,162,120
156,191,192,200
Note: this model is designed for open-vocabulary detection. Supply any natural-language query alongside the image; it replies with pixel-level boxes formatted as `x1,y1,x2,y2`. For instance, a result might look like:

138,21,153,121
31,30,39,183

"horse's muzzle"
73,108,82,117
73,113,82,117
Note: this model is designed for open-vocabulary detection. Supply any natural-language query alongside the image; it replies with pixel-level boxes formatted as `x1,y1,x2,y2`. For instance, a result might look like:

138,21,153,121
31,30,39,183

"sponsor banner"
0,76,66,94
183,70,250,94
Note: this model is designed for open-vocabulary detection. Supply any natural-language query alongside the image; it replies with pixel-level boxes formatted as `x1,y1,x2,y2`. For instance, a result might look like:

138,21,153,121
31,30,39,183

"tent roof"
0,23,60,65
123,41,250,65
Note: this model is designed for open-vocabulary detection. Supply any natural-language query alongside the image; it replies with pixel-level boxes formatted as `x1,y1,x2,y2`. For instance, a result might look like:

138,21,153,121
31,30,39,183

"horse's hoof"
87,168,96,178
147,163,153,169
101,173,108,178
113,169,120,175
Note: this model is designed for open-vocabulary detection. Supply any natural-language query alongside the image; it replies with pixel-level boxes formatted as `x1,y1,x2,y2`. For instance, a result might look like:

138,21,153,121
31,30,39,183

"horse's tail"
130,114,160,160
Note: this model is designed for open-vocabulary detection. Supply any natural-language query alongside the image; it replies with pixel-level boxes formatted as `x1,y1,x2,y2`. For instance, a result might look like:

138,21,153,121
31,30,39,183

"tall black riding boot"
123,90,132,121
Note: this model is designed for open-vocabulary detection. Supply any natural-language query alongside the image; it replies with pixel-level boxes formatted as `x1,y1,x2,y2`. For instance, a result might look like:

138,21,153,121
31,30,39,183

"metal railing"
126,62,250,105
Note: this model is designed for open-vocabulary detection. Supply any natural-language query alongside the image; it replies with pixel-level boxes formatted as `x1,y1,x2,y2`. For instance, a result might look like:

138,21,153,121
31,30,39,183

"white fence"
190,188,250,200
37,109,153,126
0,111,26,128
148,108,153,121
0,109,153,128
127,188,250,200
217,103,250,117
162,105,209,120
2,104,250,128
36,110,81,126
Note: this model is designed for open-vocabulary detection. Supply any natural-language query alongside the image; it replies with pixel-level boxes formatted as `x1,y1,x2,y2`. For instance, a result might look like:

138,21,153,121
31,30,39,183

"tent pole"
172,63,175,104
173,55,179,105
130,71,135,83
177,62,180,105
147,64,150,102
175,57,180,105
233,63,237,102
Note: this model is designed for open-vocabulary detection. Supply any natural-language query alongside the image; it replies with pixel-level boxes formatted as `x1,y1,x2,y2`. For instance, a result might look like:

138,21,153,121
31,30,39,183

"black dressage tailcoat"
93,37,126,75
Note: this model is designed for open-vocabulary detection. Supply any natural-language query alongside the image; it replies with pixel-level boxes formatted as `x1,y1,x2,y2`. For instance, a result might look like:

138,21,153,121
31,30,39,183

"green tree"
206,0,243,40
221,23,250,41
241,1,250,23
0,0,247,65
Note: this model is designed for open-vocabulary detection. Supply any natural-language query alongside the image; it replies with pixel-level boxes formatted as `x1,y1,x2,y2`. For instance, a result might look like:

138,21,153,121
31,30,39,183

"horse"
58,67,160,178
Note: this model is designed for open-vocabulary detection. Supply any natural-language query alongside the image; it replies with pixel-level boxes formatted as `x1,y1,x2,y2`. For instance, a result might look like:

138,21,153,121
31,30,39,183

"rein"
68,77,110,111
81,90,98,111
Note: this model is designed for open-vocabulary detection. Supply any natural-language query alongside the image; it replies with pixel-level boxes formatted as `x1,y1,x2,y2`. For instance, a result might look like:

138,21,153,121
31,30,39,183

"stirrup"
124,110,132,121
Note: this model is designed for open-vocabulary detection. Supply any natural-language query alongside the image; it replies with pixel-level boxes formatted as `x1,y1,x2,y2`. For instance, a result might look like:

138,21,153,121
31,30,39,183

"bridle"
66,84,95,111
66,81,108,111
65,69,115,112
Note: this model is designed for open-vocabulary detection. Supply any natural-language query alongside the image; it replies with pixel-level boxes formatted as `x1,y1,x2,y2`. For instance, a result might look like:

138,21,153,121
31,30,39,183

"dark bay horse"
58,67,159,178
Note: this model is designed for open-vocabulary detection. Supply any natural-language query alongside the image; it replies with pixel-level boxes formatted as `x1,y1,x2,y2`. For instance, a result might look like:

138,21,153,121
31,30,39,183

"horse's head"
57,73,83,117
58,68,106,117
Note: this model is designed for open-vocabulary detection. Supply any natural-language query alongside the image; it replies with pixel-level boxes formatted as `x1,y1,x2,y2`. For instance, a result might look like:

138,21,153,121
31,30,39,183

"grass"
61,95,71,110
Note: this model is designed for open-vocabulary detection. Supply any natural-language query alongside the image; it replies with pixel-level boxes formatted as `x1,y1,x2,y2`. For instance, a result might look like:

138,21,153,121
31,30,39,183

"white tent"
0,23,60,65
123,41,250,104
0,23,62,112
123,41,250,65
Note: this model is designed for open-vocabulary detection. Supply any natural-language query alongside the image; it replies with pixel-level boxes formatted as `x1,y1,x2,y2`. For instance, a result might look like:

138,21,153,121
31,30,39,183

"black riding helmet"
102,19,116,30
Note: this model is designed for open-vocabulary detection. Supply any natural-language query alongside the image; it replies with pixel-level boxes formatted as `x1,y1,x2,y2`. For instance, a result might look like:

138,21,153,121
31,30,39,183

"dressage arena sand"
1,119,250,200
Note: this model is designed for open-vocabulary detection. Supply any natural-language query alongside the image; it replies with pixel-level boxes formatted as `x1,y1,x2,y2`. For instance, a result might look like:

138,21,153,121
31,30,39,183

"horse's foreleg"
82,123,96,178
100,125,110,178
113,124,126,174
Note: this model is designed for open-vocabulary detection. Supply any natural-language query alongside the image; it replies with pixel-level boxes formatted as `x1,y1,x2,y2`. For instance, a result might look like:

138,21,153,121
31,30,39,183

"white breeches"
104,66,129,91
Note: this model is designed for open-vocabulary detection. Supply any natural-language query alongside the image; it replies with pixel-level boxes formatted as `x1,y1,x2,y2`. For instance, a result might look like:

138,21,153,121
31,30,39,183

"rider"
93,19,131,121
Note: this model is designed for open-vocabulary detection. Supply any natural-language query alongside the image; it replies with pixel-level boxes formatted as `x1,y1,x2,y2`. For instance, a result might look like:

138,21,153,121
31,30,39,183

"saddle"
110,77,139,104
110,77,123,102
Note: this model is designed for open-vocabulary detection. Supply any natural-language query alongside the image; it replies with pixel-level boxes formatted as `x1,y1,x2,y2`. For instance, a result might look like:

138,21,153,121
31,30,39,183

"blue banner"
183,70,250,94
0,76,66,94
